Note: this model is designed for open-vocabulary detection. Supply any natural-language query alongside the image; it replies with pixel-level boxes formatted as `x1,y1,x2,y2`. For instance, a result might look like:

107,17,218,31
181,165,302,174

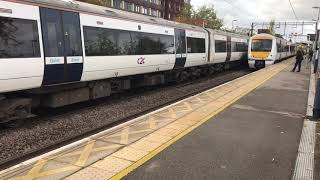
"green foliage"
77,0,111,6
195,5,223,29
177,4,223,30
178,4,194,19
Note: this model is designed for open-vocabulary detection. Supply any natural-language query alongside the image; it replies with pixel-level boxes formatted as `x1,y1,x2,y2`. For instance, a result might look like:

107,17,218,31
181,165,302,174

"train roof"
17,0,206,32
206,29,249,39
252,33,289,42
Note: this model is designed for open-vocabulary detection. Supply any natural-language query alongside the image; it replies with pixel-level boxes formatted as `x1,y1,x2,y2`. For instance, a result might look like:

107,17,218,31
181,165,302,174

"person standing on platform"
309,48,314,62
292,46,304,72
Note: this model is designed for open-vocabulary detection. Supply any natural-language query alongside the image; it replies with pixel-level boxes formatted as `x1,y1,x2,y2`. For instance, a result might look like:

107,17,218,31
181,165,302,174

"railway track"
0,67,252,170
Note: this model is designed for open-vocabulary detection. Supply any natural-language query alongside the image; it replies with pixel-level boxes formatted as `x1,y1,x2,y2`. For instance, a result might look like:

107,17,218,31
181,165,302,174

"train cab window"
215,40,227,53
0,17,40,58
187,37,205,53
251,39,272,52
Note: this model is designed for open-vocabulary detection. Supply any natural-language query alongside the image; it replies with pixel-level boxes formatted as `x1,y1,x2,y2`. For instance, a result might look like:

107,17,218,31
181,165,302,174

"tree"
176,4,196,25
178,4,194,19
77,0,112,7
195,5,223,30
176,4,223,30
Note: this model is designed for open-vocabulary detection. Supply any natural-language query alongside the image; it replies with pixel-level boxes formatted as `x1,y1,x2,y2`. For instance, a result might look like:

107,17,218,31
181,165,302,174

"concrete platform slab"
124,60,309,180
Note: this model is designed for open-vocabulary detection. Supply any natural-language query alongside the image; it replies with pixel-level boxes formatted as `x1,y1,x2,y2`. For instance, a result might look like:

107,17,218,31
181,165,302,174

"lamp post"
232,20,237,31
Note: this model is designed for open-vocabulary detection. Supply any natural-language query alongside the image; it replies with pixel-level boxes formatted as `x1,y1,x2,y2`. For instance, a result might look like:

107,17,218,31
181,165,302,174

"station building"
78,0,190,20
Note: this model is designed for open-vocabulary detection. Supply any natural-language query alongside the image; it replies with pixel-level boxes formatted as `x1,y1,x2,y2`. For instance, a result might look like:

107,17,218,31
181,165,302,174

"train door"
40,8,83,85
174,29,187,69
226,36,231,62
279,40,282,60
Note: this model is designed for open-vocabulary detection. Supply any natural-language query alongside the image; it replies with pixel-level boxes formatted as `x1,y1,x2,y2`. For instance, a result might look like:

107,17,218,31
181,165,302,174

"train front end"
248,34,275,69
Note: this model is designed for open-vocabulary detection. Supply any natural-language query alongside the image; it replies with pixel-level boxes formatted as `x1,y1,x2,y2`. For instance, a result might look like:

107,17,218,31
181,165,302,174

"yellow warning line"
110,62,290,180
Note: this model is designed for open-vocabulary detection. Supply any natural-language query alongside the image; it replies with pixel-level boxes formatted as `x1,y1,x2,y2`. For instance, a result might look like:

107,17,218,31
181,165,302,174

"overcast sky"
191,0,320,42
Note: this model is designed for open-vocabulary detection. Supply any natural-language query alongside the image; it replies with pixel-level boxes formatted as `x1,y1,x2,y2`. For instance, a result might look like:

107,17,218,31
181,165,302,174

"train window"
175,29,186,54
231,42,237,52
62,12,83,56
133,33,175,55
245,43,248,51
84,26,119,56
277,43,281,52
187,37,205,53
234,42,246,52
41,8,66,57
215,40,227,53
287,45,290,52
159,35,175,54
134,33,161,54
84,26,174,56
0,17,40,58
117,31,134,55
235,42,240,52
251,39,272,52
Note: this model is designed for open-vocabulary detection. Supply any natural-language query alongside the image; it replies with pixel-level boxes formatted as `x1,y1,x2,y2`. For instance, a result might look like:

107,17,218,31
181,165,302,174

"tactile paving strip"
0,60,292,180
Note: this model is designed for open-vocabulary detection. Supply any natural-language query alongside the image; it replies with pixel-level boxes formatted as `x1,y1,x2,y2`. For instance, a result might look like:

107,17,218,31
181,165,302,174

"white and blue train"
0,0,249,123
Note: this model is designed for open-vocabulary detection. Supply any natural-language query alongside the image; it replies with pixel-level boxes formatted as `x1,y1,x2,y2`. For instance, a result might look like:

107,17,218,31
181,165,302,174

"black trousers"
292,59,302,72
309,55,313,61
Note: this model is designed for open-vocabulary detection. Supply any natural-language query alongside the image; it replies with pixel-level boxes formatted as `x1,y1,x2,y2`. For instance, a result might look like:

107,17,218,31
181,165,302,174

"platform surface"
125,60,310,180
0,58,310,180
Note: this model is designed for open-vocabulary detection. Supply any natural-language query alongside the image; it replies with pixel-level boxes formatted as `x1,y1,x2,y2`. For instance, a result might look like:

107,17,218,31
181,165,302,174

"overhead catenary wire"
220,0,255,17
288,0,298,20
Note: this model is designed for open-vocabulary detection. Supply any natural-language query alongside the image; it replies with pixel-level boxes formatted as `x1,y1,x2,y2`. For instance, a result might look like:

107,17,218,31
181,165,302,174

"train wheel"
2,106,29,128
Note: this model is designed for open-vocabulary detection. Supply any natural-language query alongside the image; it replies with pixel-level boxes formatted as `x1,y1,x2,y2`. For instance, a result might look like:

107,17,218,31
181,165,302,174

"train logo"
137,57,146,64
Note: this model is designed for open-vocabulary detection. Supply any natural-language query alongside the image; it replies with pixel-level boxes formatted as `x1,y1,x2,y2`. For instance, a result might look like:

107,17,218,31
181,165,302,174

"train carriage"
207,29,248,69
0,0,248,124
248,33,295,69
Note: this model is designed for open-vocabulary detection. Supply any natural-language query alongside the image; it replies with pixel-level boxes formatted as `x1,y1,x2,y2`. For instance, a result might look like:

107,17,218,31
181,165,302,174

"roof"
206,29,249,39
252,33,288,42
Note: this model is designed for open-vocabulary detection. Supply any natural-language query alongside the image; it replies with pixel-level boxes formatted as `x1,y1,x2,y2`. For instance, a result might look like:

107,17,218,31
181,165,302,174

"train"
0,0,250,124
248,33,296,69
